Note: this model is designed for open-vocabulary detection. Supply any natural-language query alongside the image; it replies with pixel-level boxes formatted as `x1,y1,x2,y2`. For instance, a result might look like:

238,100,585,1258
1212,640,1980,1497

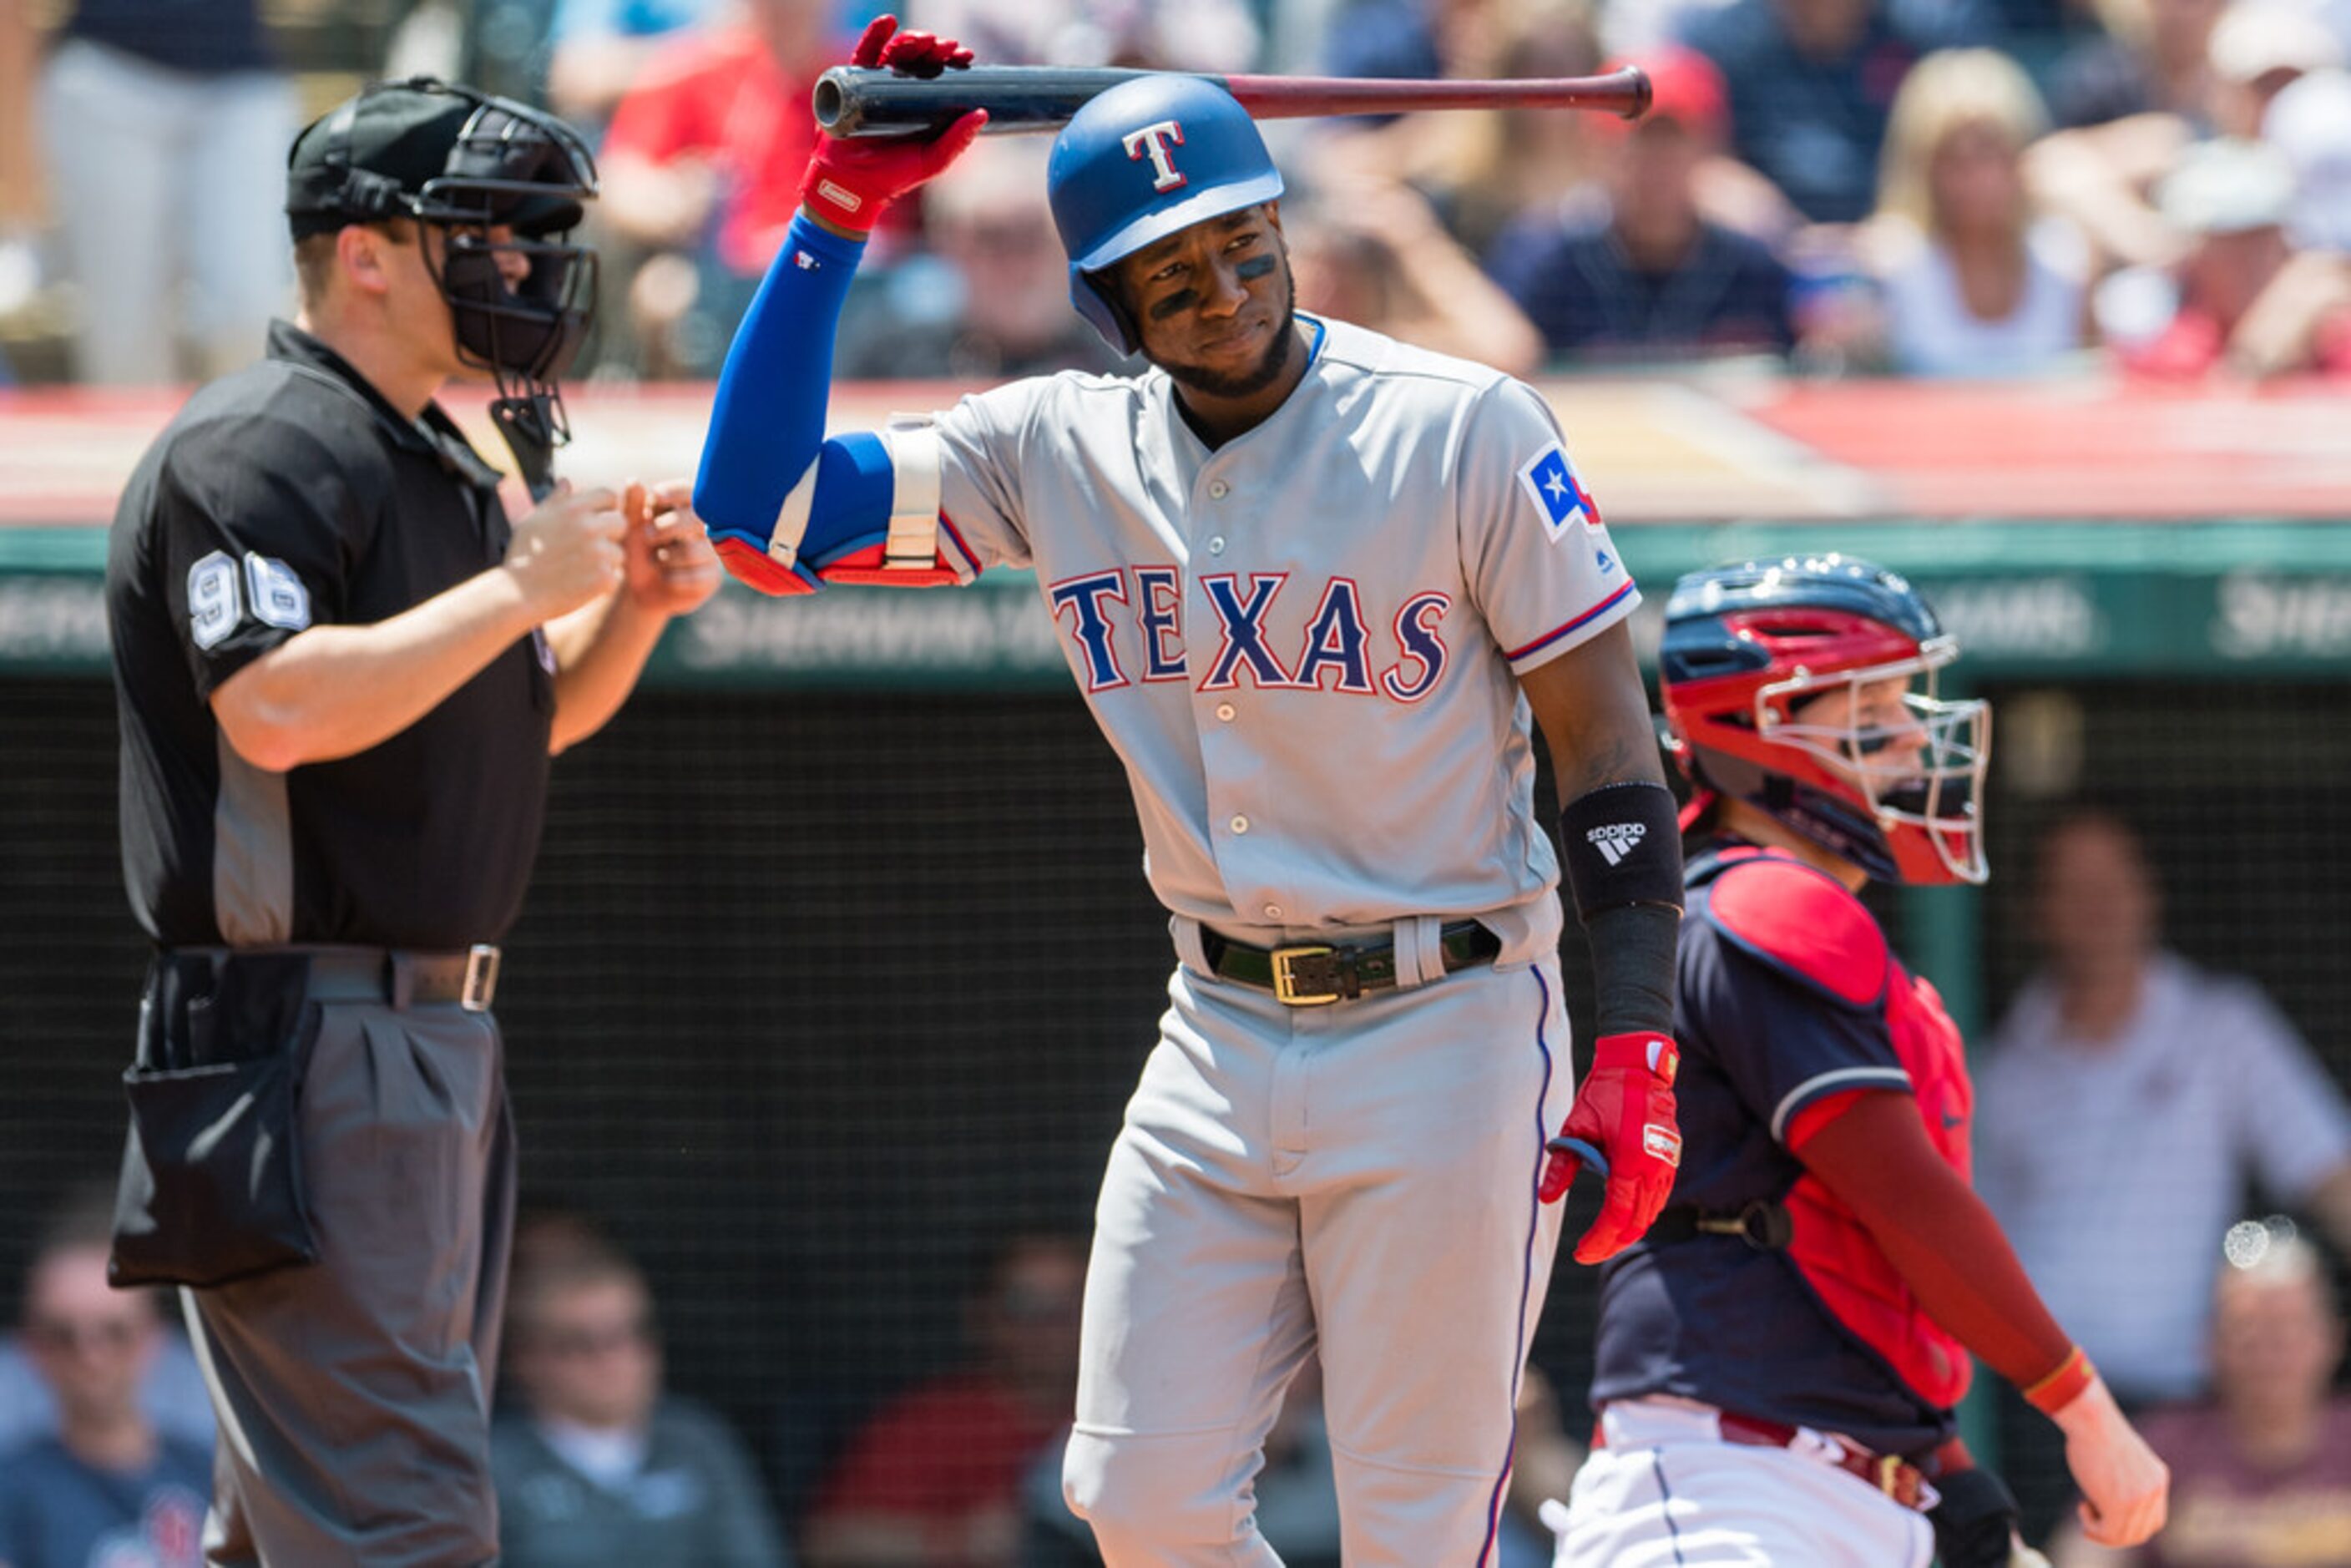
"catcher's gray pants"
181,996,517,1567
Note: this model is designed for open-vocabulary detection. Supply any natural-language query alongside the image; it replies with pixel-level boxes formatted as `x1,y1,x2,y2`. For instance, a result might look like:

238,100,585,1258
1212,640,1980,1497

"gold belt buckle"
461,944,502,1013
1876,1452,1904,1498
1270,945,1341,1007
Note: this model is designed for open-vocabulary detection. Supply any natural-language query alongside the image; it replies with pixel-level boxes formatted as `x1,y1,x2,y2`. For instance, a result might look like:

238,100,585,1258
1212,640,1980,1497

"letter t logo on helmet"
1121,121,1189,191
1048,77,1283,355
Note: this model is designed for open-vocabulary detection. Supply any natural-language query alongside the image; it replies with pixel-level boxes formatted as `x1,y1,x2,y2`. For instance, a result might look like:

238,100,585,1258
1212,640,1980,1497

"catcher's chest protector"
1706,849,1977,1409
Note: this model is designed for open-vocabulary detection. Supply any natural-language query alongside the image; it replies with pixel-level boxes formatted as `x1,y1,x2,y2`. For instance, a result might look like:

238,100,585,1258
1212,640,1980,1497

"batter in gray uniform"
696,19,1691,1565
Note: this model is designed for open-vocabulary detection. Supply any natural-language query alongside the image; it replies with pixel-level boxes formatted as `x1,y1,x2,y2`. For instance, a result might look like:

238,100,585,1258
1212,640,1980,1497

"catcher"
1548,556,2170,1568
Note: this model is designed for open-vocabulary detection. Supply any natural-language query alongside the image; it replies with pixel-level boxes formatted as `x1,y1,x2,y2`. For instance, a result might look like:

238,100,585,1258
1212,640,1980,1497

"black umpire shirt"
108,320,555,950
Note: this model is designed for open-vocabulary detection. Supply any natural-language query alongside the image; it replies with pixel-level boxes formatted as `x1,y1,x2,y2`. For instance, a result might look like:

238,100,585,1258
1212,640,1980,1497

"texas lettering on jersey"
1047,567,1453,703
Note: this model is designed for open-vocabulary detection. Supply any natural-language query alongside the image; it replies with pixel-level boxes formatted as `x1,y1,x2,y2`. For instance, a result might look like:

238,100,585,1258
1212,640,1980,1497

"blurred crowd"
7,805,2351,1565
2,0,2349,387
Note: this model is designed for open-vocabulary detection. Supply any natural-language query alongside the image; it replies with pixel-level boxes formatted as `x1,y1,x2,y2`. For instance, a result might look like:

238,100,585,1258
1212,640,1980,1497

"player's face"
1788,674,1930,786
1113,205,1299,397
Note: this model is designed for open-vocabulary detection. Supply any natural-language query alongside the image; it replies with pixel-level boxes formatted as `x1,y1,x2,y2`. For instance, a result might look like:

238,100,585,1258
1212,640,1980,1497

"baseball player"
1549,557,2170,1568
692,18,1688,1565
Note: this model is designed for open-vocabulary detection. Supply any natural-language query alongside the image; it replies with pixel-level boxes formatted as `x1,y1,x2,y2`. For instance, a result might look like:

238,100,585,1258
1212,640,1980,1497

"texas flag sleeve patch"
1517,443,1600,543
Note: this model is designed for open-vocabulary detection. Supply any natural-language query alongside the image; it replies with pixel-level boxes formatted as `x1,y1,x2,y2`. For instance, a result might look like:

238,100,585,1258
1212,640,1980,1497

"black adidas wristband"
1561,782,1685,1037
1560,781,1686,922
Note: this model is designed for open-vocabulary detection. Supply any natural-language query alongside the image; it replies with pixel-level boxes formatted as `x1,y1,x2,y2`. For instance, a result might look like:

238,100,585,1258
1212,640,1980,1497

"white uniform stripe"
880,418,943,569
1769,1066,1914,1143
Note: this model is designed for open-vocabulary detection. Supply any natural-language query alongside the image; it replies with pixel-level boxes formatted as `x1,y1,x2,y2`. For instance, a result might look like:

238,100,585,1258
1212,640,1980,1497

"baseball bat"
812,65,1651,138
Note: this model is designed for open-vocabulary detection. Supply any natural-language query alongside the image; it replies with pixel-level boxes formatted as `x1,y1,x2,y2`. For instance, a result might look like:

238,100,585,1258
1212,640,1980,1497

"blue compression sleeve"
693,214,888,559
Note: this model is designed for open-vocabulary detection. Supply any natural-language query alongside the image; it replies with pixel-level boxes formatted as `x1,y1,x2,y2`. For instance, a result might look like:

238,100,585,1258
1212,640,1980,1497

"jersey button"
1262,903,1283,919
1209,479,1230,499
1207,536,1226,555
1230,814,1250,834
1215,703,1236,722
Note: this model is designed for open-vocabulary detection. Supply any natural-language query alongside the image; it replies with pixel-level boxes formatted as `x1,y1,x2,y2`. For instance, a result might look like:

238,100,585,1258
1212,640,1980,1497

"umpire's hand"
503,482,627,621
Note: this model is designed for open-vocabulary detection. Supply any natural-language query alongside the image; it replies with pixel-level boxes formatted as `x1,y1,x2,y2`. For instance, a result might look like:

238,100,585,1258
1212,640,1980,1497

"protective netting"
2,671,2345,1544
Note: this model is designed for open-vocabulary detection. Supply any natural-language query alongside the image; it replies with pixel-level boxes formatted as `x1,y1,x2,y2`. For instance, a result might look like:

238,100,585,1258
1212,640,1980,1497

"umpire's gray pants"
181,998,517,1567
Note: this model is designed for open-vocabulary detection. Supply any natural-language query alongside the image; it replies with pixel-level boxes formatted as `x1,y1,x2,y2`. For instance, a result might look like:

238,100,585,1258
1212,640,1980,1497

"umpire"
102,78,718,1565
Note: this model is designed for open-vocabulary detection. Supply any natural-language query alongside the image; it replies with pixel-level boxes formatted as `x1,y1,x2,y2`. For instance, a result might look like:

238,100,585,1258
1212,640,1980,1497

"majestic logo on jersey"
1046,567,1451,702
1586,821,1647,867
1121,120,1189,192
1517,443,1598,543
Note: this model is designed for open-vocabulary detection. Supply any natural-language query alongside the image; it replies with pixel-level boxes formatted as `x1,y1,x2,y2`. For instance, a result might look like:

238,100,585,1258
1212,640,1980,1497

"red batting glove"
1541,1031,1682,1264
801,16,987,235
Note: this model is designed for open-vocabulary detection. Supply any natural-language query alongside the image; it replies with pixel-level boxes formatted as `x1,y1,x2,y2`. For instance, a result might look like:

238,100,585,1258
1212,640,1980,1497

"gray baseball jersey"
868,316,1641,1565
922,315,1636,955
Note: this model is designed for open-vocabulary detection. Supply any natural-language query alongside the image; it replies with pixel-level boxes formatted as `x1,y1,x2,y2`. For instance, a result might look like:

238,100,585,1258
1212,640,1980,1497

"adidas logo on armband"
1587,822,1647,867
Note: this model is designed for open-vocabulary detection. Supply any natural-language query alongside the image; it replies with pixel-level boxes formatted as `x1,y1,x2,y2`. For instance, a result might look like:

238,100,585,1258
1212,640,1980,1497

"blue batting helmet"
1047,75,1284,354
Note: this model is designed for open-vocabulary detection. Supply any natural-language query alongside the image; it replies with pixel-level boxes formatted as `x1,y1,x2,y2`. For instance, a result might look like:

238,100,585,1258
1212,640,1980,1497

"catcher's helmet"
1047,75,1283,353
1660,555,1990,885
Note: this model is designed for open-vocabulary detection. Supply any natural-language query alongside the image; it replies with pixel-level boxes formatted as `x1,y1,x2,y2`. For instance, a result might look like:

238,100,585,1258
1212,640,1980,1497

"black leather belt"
166,945,502,1012
1646,1199,1793,1251
302,946,500,1011
1201,921,1501,1006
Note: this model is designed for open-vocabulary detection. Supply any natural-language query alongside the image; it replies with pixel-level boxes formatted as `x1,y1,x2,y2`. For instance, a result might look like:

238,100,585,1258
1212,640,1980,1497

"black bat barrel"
813,65,1201,137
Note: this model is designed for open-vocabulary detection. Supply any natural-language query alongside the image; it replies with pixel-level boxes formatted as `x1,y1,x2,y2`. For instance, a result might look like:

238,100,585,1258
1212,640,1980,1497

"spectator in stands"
1676,0,1997,224
1866,48,2091,375
0,1185,213,1459
2031,0,2343,273
0,1196,210,1568
2045,0,2228,129
544,0,731,132
1978,807,2351,1545
803,1232,1086,1568
596,0,836,377
0,0,42,357
2050,1223,2351,1567
1287,174,1545,374
31,0,296,384
911,0,1260,73
1484,48,1797,364
835,139,1126,380
2264,65,2351,250
2112,135,2351,374
1979,808,2351,1409
1307,0,1610,263
493,1227,791,1567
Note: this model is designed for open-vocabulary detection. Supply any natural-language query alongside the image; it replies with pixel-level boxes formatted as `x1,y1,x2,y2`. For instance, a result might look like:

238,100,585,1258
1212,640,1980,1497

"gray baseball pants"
180,996,517,1567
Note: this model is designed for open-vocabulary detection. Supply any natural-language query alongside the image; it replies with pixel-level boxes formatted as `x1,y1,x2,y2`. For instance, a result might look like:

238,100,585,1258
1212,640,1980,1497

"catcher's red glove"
801,16,985,235
1541,1031,1682,1263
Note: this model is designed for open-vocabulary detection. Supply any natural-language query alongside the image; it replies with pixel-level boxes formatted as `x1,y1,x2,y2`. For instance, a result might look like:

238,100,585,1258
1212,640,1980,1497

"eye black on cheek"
1235,254,1277,281
1147,289,1200,321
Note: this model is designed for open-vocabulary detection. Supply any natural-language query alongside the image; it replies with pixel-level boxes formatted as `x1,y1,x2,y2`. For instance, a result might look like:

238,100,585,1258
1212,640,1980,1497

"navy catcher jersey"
1589,843,1959,1457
